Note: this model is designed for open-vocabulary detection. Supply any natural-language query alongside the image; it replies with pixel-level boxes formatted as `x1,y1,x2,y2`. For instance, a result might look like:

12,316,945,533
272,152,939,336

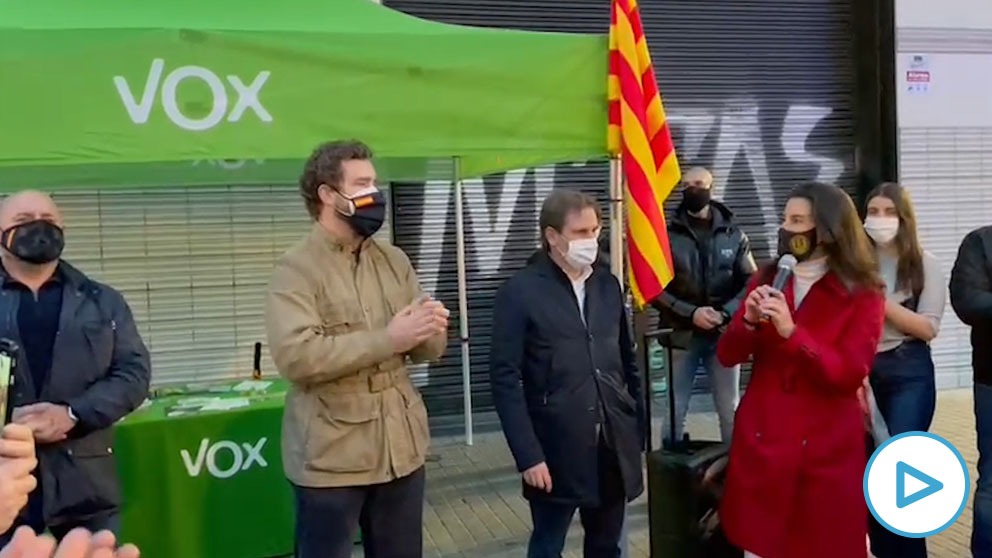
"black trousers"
293,467,426,558
527,436,627,558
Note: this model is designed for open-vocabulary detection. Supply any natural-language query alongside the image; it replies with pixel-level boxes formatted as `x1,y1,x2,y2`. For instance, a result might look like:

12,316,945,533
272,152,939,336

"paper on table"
232,380,272,392
175,397,221,407
199,398,250,412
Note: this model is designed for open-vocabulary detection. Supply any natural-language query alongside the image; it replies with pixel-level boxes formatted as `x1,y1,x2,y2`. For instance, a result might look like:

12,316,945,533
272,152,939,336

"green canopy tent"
0,0,615,444
0,0,608,186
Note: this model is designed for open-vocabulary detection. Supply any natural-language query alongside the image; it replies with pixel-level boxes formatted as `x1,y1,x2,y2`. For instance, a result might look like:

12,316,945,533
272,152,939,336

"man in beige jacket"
265,140,448,558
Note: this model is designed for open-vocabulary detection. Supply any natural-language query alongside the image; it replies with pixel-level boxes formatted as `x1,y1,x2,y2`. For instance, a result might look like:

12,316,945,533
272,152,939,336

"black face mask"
1,220,65,265
777,227,817,262
340,190,386,238
683,187,712,213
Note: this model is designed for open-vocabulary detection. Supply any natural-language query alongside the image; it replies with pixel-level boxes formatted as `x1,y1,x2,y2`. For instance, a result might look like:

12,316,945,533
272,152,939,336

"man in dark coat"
651,167,756,444
950,225,992,557
0,191,150,543
489,189,643,558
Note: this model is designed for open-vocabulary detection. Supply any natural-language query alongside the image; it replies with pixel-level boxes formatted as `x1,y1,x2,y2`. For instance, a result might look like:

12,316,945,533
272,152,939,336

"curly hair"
299,140,373,219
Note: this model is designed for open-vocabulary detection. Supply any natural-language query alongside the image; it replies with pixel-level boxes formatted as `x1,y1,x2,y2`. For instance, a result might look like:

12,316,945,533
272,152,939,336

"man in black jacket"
0,191,150,543
949,226,992,557
490,189,643,558
651,167,756,444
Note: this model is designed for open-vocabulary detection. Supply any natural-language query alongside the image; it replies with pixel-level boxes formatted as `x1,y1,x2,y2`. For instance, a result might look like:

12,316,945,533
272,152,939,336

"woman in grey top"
862,182,946,558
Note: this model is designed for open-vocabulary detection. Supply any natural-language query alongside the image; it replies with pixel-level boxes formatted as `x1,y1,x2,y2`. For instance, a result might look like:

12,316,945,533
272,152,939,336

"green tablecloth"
114,379,294,558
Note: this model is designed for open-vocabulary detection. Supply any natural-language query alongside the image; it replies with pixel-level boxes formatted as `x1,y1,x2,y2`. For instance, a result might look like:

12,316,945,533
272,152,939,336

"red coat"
716,270,884,558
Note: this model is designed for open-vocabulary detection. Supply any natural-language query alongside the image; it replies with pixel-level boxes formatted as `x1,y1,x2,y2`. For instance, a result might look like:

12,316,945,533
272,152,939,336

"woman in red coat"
716,181,885,558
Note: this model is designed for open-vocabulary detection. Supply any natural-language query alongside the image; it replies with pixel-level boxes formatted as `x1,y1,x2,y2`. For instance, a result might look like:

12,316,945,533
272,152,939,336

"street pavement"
360,388,978,558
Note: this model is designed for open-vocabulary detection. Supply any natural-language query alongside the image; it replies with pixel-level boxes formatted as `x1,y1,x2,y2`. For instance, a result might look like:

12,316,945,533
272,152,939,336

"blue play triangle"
896,460,944,508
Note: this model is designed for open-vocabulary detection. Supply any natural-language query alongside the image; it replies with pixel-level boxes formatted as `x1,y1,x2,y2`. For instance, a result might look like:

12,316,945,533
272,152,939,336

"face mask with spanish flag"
337,186,386,238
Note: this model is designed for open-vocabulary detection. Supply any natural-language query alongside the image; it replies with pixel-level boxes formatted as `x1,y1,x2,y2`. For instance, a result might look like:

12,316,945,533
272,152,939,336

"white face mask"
864,216,900,245
563,238,599,270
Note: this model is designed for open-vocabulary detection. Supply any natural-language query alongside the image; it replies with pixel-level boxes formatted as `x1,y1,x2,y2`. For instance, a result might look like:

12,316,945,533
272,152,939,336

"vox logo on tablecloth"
113,59,273,131
180,437,269,479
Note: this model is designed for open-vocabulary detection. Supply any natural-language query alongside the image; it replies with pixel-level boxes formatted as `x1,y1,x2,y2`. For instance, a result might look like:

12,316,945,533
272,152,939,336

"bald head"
0,190,61,231
682,167,713,190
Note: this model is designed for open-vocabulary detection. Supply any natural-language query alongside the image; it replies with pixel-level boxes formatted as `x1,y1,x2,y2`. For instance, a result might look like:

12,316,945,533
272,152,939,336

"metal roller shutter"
55,180,391,387
388,0,857,258
896,128,975,389
386,0,858,422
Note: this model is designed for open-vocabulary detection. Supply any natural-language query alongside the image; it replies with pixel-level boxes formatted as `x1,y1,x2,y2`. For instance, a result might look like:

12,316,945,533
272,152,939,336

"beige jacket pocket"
304,391,383,474
396,381,430,460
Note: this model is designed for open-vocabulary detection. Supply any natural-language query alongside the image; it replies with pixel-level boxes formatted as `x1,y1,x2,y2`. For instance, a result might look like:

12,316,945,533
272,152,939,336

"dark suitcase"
643,328,741,558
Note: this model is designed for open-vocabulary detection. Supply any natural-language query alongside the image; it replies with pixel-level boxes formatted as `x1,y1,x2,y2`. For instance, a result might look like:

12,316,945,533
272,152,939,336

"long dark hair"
790,182,883,291
866,182,925,296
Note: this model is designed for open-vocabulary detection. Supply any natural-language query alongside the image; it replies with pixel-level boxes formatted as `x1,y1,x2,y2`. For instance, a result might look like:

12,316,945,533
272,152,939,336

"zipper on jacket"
697,234,710,302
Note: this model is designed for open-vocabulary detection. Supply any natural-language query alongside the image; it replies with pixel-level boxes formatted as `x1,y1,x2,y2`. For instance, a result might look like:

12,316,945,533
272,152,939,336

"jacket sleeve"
950,230,992,326
778,289,885,394
721,230,758,318
265,260,395,386
66,291,151,434
618,289,645,448
651,228,697,317
652,291,697,319
489,281,545,472
399,251,448,364
715,274,763,367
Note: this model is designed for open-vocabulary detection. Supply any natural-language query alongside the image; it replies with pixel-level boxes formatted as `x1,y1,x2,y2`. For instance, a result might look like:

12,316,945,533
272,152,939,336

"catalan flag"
607,0,681,308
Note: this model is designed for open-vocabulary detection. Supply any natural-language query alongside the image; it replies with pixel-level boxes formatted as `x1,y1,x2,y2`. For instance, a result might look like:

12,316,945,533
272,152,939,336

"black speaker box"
643,329,741,558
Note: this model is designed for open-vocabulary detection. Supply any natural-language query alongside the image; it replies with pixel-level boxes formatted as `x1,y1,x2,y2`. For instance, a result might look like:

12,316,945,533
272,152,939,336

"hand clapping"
418,296,450,333
386,295,449,354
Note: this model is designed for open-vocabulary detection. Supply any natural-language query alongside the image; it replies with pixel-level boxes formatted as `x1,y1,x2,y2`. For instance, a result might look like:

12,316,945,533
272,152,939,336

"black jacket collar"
671,199,735,232
528,249,608,285
0,260,95,293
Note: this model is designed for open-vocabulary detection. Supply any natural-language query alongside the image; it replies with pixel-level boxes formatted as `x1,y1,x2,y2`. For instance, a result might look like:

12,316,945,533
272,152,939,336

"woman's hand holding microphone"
743,286,796,339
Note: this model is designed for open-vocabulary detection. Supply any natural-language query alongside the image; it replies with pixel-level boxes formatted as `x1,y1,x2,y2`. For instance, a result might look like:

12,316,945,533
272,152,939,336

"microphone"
771,254,798,292
761,255,797,321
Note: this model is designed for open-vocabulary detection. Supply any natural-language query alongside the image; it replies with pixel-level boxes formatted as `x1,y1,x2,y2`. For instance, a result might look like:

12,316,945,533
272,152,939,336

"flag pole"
452,156,474,446
609,156,625,282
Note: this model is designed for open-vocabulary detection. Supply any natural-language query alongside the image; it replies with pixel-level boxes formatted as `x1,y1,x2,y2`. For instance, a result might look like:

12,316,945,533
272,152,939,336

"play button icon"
896,461,943,508
865,432,969,538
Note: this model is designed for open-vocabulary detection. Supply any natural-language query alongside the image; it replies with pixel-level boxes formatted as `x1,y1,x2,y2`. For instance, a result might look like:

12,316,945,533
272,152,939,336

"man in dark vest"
651,167,756,444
